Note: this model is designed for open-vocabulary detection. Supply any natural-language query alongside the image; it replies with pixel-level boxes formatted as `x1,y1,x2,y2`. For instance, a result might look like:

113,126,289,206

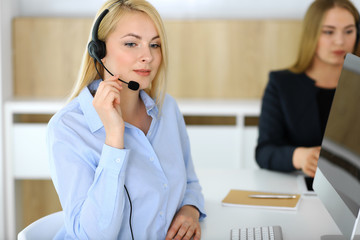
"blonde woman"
256,0,359,177
47,0,205,239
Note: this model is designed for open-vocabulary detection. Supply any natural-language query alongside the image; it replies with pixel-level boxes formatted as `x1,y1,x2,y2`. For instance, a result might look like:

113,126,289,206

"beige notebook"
222,189,301,210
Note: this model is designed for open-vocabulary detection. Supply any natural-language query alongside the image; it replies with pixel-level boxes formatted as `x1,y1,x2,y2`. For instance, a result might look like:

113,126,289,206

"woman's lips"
333,50,345,56
134,69,151,76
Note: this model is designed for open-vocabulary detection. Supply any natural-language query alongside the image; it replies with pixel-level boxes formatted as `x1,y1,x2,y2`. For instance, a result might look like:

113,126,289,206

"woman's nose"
140,46,153,63
334,32,345,45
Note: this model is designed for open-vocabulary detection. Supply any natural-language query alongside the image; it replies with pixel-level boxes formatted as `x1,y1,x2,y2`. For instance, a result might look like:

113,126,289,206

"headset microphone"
95,56,140,91
88,8,140,91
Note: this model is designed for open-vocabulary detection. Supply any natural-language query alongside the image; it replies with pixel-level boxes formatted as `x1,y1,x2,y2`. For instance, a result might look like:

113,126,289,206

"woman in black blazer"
256,0,359,177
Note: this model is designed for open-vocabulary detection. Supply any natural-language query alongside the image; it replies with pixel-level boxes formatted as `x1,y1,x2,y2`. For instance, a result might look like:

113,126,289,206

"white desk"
197,169,341,240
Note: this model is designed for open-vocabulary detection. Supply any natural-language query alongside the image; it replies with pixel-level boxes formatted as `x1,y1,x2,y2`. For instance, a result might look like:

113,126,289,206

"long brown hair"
289,0,359,73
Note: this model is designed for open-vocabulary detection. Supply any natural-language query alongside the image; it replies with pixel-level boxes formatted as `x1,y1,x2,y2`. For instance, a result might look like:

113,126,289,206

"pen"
248,194,297,199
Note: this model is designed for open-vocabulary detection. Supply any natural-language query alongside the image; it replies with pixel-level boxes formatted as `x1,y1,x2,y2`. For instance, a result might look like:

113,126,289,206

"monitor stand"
321,235,360,240
321,236,346,240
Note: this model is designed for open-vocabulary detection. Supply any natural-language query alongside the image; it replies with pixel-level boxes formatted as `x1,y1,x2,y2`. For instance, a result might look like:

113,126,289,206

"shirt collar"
140,90,158,119
78,80,159,132
78,80,103,133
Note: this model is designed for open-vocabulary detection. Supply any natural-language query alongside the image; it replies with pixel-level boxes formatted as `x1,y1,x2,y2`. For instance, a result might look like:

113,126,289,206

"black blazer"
255,70,326,172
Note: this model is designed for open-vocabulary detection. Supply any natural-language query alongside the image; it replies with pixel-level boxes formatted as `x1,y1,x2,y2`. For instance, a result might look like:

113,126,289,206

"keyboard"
230,225,283,240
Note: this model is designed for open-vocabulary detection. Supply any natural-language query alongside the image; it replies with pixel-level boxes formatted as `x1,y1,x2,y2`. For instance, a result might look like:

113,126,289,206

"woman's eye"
345,29,354,35
150,43,161,49
323,30,334,35
124,42,137,47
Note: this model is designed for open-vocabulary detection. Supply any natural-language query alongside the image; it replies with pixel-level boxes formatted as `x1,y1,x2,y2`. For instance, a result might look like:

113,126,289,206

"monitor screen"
313,53,360,240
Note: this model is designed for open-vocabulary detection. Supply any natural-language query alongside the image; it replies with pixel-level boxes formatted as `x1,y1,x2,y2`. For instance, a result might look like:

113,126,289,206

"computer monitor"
313,53,360,240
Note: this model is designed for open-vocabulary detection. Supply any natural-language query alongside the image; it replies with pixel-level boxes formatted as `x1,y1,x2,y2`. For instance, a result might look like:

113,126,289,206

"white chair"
17,211,64,240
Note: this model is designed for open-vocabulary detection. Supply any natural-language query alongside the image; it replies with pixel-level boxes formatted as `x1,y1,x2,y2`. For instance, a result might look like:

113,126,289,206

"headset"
88,1,139,91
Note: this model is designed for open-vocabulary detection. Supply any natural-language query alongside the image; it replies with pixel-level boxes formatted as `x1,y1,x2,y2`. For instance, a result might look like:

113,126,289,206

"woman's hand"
293,146,321,177
92,75,124,149
165,205,201,240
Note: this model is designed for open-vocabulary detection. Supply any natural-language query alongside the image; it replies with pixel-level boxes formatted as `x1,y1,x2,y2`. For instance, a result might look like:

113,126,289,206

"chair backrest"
17,211,64,240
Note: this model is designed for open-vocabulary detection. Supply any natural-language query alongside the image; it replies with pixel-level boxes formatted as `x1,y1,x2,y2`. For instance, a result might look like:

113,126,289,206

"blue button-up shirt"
47,80,206,240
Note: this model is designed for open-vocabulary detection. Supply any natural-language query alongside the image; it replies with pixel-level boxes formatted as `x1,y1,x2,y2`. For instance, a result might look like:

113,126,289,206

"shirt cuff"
97,144,131,175
181,199,207,221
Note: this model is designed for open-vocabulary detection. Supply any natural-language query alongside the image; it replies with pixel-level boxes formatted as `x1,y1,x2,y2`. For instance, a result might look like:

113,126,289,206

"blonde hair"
69,0,168,110
289,0,359,73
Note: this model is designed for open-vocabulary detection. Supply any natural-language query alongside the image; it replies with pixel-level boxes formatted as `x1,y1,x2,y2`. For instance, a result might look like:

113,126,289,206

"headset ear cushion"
88,40,106,60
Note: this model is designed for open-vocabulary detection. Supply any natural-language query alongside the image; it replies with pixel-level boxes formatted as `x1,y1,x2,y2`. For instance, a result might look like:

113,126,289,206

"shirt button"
159,211,164,217
163,183,168,189
115,158,121,163
150,157,154,162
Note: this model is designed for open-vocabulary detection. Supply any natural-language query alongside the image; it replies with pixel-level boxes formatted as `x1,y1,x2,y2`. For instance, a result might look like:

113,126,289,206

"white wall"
14,0,360,19
1,0,18,238
0,12,5,238
16,0,345,19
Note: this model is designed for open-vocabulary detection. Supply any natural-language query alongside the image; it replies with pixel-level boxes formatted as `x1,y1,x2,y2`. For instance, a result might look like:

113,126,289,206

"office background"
1,0,360,238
